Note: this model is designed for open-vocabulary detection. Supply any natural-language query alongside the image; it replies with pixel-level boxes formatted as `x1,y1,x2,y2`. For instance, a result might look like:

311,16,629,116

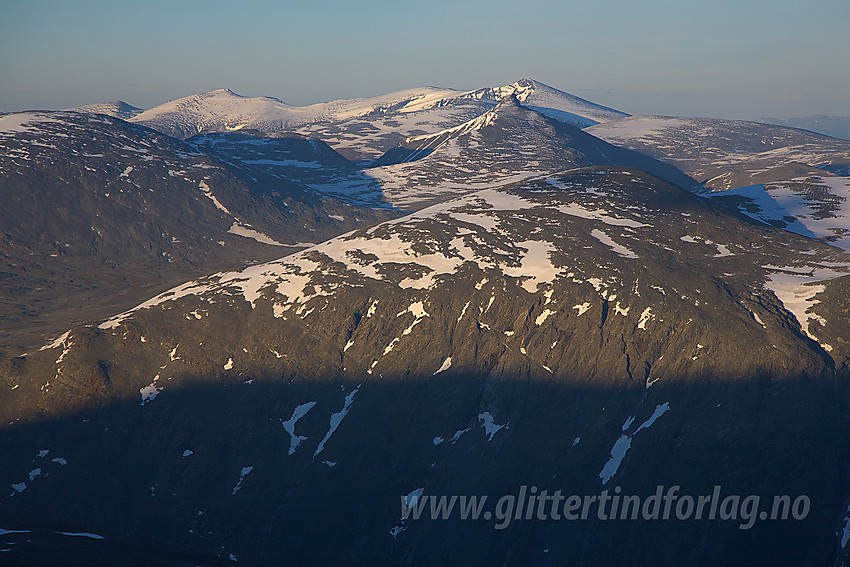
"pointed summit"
461,78,628,127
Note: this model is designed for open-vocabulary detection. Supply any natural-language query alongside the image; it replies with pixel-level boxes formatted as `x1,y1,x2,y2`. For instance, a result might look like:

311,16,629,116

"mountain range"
72,79,627,162
3,78,850,566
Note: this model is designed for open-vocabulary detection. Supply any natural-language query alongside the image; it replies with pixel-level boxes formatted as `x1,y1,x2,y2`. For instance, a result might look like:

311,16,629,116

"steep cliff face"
2,167,847,565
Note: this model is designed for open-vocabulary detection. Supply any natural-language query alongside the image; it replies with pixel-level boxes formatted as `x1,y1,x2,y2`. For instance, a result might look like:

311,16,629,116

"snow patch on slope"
600,402,670,484
281,402,318,455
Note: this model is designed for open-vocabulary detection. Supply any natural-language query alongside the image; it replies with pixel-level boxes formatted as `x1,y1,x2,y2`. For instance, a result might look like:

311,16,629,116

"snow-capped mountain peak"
458,78,629,127
121,79,628,146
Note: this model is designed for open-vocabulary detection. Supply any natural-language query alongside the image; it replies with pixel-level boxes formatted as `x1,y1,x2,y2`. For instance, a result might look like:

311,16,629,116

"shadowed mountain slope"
2,168,848,565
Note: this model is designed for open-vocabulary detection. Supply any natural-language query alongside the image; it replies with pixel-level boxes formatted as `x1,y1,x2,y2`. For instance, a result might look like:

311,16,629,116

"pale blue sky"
1,0,848,119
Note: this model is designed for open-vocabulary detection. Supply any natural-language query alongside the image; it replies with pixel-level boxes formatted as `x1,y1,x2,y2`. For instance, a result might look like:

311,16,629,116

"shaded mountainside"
0,111,397,356
0,528,234,567
587,116,850,190
366,96,695,209
187,131,387,208
2,168,849,565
